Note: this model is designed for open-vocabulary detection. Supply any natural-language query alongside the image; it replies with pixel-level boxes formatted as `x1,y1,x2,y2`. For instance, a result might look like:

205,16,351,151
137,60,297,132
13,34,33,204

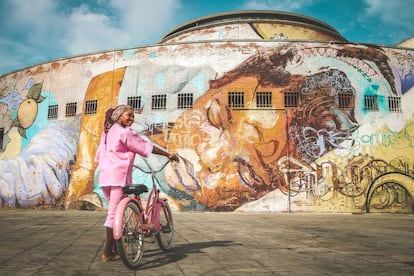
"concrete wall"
1,40,413,213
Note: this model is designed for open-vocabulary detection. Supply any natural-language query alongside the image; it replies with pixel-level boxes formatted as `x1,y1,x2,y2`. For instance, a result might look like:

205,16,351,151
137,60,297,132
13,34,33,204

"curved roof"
159,10,347,43
396,36,414,49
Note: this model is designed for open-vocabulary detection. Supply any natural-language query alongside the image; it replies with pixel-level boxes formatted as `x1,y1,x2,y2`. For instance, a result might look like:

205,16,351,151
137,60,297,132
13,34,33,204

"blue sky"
0,0,413,76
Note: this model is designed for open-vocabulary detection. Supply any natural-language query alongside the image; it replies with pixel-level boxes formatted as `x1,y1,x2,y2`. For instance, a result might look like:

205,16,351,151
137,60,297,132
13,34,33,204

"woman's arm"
152,146,178,161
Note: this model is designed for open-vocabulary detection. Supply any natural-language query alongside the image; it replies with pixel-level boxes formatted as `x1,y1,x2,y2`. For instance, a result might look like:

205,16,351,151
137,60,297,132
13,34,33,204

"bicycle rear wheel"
156,201,174,251
116,201,144,269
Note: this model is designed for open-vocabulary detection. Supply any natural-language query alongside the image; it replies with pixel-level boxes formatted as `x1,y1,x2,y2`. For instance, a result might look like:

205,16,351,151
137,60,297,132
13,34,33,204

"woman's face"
118,108,134,127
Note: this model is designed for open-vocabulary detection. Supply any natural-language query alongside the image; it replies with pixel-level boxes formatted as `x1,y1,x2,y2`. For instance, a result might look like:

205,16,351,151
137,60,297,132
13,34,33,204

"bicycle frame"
113,162,171,240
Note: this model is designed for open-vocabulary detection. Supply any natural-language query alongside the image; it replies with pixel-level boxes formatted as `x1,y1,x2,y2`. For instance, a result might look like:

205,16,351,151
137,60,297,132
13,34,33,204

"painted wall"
1,40,413,213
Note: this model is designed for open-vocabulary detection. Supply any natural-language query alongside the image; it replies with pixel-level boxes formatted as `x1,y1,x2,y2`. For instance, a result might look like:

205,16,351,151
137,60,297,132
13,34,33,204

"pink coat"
95,123,153,186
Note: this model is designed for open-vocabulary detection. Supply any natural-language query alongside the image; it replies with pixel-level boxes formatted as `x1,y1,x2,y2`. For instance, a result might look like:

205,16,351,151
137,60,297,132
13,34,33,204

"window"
256,92,272,108
0,128,4,151
228,92,244,109
177,93,193,109
152,94,166,110
65,102,77,117
388,96,402,113
48,104,58,119
85,100,98,115
338,92,353,109
284,92,299,108
364,95,378,111
127,96,142,112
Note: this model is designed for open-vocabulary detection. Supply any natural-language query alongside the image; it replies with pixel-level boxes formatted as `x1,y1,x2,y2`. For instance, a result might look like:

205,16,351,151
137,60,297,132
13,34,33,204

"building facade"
1,11,413,213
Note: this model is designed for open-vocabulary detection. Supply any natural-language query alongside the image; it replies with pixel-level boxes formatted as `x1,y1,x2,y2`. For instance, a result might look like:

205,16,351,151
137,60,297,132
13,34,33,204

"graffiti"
346,123,414,152
370,182,411,210
366,173,414,213
277,154,414,210
300,69,356,97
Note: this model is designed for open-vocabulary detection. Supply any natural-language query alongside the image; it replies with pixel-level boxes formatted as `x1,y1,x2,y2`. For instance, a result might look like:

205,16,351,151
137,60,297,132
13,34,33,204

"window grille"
127,96,142,112
284,92,299,108
388,96,402,113
85,100,98,115
177,93,193,109
364,95,378,111
65,102,77,117
256,92,272,108
48,104,58,119
0,128,3,151
338,92,353,109
152,95,167,110
228,92,244,109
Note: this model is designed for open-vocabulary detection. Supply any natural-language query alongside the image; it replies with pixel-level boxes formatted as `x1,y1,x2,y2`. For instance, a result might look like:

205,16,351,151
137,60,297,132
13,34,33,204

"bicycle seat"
123,184,148,195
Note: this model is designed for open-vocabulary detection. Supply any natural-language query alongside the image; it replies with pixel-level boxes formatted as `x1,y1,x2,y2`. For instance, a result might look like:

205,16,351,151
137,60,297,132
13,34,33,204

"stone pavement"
0,209,413,275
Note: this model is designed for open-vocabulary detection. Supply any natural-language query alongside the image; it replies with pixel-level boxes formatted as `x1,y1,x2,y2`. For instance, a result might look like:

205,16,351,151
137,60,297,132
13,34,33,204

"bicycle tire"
156,201,174,251
116,201,144,269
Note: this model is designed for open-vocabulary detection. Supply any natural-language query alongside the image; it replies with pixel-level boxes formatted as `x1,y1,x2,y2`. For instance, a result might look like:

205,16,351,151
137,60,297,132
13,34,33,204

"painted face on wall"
168,49,362,210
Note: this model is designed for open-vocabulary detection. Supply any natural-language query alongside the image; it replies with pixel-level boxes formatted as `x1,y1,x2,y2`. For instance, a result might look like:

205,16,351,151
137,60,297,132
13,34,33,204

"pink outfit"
95,123,153,228
95,123,153,186
101,186,126,228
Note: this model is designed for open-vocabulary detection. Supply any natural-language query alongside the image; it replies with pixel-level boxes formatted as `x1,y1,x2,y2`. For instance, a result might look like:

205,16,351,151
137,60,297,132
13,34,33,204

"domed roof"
159,10,347,44
396,36,414,49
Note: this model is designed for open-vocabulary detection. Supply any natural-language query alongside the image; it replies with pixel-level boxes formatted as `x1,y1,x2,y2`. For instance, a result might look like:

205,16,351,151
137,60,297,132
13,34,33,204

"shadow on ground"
135,240,239,270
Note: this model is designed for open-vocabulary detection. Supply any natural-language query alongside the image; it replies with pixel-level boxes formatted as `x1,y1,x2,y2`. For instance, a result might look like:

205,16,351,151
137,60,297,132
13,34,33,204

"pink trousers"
101,186,127,228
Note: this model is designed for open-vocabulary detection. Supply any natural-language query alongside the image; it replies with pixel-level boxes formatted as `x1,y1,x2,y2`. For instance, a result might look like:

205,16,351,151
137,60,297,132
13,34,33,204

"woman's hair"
104,108,115,133
111,105,132,122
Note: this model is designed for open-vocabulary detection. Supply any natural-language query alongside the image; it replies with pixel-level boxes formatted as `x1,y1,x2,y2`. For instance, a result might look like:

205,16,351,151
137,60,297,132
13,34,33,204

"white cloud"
63,0,181,55
364,0,413,27
7,0,65,46
363,0,414,44
109,0,181,43
3,0,181,70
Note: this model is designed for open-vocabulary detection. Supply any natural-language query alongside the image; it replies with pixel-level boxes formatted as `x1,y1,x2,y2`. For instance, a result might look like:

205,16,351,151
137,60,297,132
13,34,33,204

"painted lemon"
17,98,38,129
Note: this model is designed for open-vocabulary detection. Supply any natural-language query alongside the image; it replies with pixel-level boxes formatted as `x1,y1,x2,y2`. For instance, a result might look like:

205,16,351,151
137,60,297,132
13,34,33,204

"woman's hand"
168,154,179,162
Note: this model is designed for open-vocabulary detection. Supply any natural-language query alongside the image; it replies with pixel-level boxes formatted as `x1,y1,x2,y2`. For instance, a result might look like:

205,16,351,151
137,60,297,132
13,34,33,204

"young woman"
95,105,177,261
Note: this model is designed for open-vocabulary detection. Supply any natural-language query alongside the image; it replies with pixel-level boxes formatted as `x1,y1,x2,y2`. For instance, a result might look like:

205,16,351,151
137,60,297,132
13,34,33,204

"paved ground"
0,209,413,275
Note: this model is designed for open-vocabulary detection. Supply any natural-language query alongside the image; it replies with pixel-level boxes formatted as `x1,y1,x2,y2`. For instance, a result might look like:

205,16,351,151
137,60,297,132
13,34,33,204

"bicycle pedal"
161,225,171,233
144,236,156,243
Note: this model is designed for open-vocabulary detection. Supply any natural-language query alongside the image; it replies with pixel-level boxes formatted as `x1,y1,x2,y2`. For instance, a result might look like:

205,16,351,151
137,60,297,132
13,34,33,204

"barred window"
127,96,142,112
388,96,402,113
338,92,353,109
284,92,299,108
152,94,166,110
256,92,272,108
177,93,193,109
48,104,58,119
65,102,77,117
364,95,378,111
0,128,4,151
85,99,98,115
228,92,244,109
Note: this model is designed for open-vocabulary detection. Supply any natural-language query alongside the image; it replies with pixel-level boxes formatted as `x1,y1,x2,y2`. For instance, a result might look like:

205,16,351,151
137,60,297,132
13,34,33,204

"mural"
0,78,77,207
0,38,413,212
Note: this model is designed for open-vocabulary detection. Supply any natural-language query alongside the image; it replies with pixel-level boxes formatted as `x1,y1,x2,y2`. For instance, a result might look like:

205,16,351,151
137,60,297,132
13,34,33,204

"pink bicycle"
112,159,176,269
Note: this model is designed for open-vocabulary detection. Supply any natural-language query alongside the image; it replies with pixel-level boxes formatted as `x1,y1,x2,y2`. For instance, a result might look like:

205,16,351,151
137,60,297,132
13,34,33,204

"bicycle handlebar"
133,154,179,174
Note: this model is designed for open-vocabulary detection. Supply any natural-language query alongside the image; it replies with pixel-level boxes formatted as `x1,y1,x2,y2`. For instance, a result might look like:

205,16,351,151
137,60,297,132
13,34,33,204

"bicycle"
112,158,176,269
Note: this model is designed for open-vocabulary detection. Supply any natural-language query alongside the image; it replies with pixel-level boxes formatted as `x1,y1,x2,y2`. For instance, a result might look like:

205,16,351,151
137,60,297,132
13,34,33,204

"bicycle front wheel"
116,201,144,269
156,201,174,251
